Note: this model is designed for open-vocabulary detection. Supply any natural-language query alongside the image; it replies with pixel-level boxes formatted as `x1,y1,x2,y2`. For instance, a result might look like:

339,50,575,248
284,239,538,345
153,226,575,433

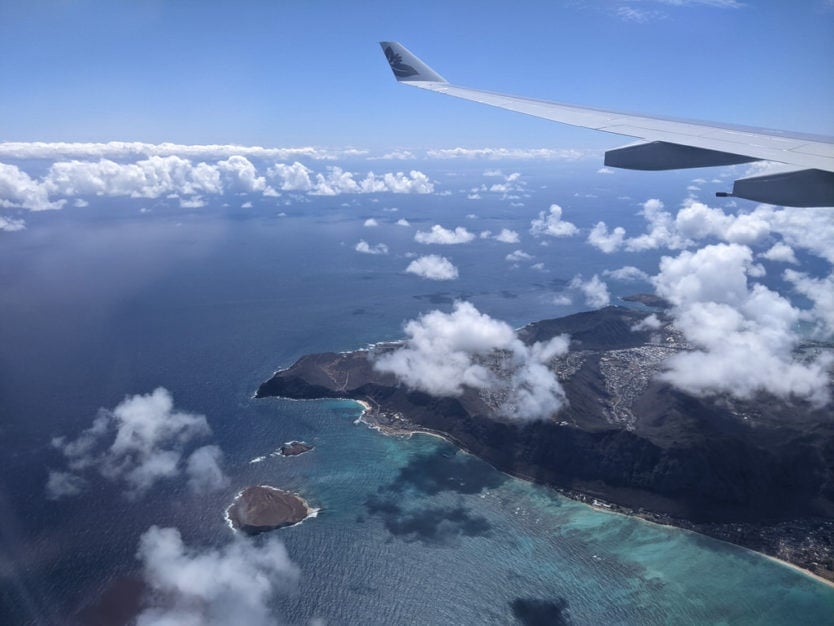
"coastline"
347,399,834,589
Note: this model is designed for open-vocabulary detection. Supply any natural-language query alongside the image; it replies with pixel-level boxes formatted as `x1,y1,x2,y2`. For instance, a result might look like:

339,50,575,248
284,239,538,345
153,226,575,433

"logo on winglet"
385,46,418,78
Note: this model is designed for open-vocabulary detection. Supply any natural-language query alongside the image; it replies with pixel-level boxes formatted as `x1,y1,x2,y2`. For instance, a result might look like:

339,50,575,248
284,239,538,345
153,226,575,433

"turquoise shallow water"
244,399,834,625
0,179,832,624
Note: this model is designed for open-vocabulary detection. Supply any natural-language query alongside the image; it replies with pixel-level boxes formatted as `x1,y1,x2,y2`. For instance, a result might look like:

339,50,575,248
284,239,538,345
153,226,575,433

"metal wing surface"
379,41,834,207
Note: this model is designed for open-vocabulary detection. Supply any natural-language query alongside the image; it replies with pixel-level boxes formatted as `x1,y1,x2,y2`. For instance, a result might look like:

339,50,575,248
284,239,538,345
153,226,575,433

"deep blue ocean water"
1,162,833,624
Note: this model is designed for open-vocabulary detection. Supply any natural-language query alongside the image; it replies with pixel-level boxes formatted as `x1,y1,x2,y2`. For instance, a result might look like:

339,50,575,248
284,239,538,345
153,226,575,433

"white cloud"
0,163,65,211
48,388,227,498
363,218,379,227
405,255,459,280
426,147,587,161
185,446,229,494
45,470,87,500
0,141,356,161
570,274,611,308
355,239,389,255
587,221,626,253
268,161,313,191
529,204,579,238
761,242,798,265
597,167,615,175
0,215,26,231
654,244,832,405
135,525,299,626
506,249,533,264
414,225,476,245
396,218,411,227
784,270,834,338
494,228,520,244
627,199,690,251
592,198,834,263
632,313,663,331
372,301,570,420
603,265,650,282
0,154,434,211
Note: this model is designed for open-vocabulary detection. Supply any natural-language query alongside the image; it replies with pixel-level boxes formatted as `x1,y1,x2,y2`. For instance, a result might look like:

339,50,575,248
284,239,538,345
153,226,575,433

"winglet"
379,42,446,83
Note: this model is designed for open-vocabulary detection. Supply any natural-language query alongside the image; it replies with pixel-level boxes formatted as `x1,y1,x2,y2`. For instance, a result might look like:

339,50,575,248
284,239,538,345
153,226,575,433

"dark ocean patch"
365,495,491,545
386,448,506,496
511,597,572,626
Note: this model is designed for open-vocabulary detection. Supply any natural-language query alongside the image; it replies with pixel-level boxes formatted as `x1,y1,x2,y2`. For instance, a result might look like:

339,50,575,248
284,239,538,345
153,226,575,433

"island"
256,306,834,583
226,485,314,535
279,440,313,456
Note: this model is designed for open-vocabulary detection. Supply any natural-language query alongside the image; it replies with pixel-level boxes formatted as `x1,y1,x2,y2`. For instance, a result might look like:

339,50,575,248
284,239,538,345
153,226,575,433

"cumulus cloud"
363,218,379,227
48,388,228,499
372,301,570,420
654,244,832,405
761,242,798,265
135,525,299,626
587,221,626,253
0,163,65,210
268,161,313,191
570,274,611,308
589,198,834,262
506,249,533,264
784,270,834,338
396,218,411,227
405,255,459,280
627,199,690,251
0,215,26,231
414,225,476,245
0,153,434,211
632,313,663,331
355,239,389,255
494,228,520,244
529,204,579,238
603,265,650,282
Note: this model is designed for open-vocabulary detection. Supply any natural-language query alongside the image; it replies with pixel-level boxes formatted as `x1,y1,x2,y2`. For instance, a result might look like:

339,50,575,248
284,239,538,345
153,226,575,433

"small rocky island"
256,306,834,582
279,441,313,456
226,485,314,535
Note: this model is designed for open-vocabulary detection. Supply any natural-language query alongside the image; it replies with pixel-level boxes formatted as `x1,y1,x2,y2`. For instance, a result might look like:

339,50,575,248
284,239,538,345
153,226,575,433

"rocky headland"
256,306,834,582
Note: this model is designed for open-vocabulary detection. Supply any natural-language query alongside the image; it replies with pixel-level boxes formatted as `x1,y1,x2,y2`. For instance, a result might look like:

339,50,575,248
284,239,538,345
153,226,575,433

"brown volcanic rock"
227,486,311,535
280,441,313,456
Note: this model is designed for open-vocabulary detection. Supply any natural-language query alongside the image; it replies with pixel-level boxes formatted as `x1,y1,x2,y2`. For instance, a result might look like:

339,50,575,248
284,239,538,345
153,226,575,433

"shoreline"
346,399,834,590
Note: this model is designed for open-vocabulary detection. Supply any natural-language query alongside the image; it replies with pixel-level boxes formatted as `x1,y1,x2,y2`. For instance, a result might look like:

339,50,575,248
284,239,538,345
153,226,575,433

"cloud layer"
0,151,434,212
48,387,228,499
372,302,569,420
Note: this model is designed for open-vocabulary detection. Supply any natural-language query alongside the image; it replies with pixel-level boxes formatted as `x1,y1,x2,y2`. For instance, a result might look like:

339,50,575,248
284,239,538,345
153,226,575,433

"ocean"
1,160,832,624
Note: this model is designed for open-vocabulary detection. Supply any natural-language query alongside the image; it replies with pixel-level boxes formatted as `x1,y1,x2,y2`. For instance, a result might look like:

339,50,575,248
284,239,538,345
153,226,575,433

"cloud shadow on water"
387,447,507,496
364,495,492,545
510,598,572,626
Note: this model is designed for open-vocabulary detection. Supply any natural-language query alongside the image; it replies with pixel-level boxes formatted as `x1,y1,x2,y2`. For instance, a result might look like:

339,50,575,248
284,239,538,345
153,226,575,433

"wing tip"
379,41,446,83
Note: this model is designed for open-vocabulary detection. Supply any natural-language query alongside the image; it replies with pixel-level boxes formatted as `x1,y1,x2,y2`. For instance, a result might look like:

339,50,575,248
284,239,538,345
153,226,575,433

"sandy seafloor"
0,162,833,624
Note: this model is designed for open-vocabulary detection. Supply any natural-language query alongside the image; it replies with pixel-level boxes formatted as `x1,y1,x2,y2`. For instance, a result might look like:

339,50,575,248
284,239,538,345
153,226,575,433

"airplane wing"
379,41,834,207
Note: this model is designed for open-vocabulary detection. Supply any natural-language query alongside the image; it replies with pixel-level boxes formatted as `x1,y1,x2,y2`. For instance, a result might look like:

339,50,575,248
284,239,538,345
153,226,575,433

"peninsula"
256,306,834,582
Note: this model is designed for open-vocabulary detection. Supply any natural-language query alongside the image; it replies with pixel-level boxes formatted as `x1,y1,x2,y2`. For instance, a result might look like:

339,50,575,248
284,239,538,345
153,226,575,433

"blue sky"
1,0,832,148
